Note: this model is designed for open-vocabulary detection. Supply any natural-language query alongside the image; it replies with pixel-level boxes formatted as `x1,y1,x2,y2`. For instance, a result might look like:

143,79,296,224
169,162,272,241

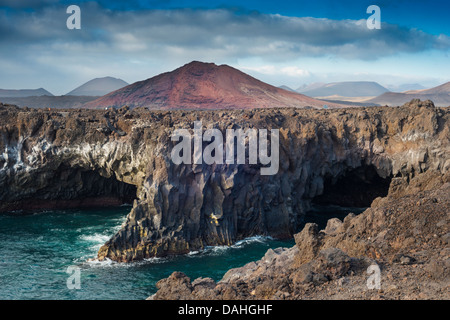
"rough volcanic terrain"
150,171,449,300
0,98,448,299
0,99,448,266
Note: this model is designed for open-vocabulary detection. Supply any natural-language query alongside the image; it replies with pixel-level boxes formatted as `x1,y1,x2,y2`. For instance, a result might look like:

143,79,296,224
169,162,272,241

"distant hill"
84,61,349,110
296,82,326,93
278,85,296,92
319,99,381,107
0,88,53,98
403,82,450,95
367,82,450,107
66,77,128,96
386,83,426,92
0,95,98,109
298,81,389,98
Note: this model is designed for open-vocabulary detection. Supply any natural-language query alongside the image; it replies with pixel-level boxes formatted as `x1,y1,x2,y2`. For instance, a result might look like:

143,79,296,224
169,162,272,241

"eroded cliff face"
0,100,448,262
150,173,450,300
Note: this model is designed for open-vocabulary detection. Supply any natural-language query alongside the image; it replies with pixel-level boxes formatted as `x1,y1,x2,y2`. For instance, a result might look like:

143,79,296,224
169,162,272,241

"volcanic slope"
84,61,347,110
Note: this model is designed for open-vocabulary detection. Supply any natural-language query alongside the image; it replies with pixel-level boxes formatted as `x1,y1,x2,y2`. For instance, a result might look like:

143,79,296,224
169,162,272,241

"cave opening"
304,164,392,230
2,164,138,213
59,166,138,207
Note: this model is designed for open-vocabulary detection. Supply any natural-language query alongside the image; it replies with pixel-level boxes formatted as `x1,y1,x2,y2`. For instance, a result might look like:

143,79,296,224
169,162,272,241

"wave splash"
187,235,273,256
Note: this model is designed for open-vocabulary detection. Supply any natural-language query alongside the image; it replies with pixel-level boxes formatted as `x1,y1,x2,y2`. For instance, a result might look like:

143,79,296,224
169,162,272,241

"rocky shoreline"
0,100,448,269
0,99,448,299
150,171,449,299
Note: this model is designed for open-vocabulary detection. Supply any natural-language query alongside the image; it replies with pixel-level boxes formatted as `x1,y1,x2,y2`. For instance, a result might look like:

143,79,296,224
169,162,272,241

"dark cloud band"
0,5,448,60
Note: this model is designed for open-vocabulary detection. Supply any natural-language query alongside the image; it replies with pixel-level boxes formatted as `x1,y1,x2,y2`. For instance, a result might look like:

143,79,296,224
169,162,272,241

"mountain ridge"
83,61,348,110
367,81,450,107
297,81,389,98
66,76,128,96
0,88,53,98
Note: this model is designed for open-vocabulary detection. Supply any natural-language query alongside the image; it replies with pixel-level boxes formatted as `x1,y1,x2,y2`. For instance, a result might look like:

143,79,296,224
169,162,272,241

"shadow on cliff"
303,164,392,231
312,164,391,208
0,164,137,213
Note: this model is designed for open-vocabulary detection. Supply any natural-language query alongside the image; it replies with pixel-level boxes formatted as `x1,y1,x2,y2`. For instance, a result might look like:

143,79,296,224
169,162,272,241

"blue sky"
0,0,449,94
68,0,450,35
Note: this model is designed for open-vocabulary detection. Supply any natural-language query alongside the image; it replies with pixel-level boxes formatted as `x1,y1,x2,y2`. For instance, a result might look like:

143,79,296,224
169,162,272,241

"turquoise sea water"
0,205,363,300
0,207,294,300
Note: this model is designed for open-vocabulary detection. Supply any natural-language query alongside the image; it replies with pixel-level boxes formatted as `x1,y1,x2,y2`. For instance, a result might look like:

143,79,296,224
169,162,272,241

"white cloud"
113,33,148,52
0,5,448,94
2,6,448,59
242,65,310,78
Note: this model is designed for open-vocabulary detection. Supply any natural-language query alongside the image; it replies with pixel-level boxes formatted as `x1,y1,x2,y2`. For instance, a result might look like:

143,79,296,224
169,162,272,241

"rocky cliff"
150,172,449,299
0,100,448,264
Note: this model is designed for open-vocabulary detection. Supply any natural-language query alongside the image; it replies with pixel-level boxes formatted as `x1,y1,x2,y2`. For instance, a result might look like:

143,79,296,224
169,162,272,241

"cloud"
1,5,449,60
242,65,310,77
0,0,58,9
0,3,448,93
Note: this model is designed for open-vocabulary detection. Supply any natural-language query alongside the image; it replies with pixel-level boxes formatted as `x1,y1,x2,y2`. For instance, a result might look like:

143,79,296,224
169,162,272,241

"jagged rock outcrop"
0,100,449,264
150,172,450,300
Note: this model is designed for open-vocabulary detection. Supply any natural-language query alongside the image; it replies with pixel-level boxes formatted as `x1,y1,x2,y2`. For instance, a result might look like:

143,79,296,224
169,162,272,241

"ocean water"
0,205,363,300
0,207,294,300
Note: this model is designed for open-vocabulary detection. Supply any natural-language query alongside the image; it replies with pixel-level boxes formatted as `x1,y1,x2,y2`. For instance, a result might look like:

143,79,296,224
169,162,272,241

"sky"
0,0,449,95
